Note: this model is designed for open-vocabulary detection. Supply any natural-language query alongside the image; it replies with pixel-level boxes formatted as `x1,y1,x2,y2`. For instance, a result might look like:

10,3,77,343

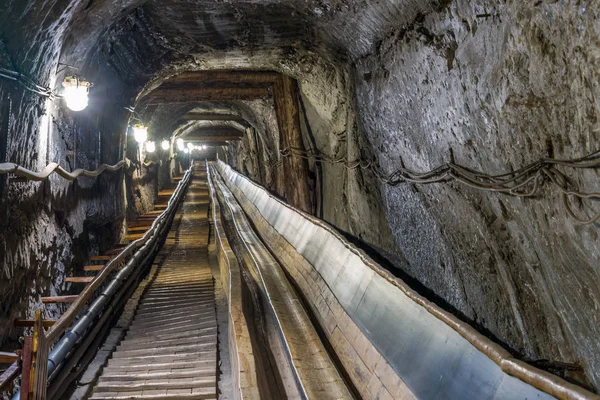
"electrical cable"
268,146,600,224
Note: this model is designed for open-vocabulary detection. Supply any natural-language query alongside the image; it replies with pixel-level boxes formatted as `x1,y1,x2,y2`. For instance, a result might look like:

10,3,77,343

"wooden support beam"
41,296,79,304
14,320,56,328
83,265,104,272
66,277,94,284
180,113,246,122
183,135,242,142
145,86,270,104
0,352,18,364
273,75,314,214
166,70,279,85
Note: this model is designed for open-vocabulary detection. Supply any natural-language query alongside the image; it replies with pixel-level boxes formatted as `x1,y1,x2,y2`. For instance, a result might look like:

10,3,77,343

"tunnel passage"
1,0,600,399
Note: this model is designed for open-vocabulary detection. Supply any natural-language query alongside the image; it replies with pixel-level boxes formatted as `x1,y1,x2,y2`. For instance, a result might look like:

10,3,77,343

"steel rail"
11,167,192,400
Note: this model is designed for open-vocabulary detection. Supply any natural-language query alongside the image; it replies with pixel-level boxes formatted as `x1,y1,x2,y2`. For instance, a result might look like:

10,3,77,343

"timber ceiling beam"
145,86,270,104
180,113,247,122
183,135,242,142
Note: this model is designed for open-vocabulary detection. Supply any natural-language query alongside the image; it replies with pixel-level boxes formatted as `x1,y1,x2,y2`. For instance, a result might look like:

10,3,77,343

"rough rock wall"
354,0,600,390
0,1,150,350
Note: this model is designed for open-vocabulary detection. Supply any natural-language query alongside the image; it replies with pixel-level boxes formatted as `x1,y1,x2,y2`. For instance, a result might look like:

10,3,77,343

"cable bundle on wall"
270,146,600,224
0,67,58,100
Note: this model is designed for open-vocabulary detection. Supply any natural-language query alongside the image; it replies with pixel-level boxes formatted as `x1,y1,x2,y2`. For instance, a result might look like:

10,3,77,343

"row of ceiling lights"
62,77,215,156
132,125,209,155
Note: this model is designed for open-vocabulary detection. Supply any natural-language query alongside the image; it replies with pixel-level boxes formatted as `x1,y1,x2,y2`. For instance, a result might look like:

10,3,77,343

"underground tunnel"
0,0,600,399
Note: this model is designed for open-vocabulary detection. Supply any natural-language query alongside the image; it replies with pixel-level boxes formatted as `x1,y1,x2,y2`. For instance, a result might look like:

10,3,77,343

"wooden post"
33,311,49,400
20,337,32,400
273,75,313,214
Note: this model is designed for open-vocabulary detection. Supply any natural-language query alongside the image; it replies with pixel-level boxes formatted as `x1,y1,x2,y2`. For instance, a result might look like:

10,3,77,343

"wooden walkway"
90,167,217,400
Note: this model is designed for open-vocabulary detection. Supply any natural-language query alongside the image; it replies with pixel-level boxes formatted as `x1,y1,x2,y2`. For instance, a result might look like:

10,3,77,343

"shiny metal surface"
215,160,587,400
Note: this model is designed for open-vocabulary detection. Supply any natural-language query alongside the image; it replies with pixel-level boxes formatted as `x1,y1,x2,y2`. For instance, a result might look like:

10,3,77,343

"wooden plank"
91,255,113,261
127,226,151,233
83,265,104,272
128,221,154,228
103,248,123,256
41,296,79,304
14,320,56,328
0,361,19,391
0,352,18,364
158,190,175,195
124,234,144,241
144,211,163,216
66,277,94,283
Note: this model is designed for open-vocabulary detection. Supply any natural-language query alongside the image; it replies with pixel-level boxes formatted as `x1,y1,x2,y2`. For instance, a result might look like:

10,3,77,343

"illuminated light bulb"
177,138,184,151
133,124,148,144
146,141,156,153
161,140,170,151
184,148,190,154
187,142,194,150
62,76,92,112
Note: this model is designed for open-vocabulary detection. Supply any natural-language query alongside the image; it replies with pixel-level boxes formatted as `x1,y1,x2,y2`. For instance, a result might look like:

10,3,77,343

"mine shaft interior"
1,1,600,399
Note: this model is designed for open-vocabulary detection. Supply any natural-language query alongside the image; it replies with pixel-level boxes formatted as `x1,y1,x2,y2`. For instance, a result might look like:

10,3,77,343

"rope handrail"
0,159,131,182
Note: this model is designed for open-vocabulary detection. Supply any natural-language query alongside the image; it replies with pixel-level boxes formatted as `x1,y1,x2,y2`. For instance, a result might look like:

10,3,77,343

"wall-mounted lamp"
62,76,92,112
187,142,195,150
146,141,156,153
184,148,190,154
177,138,185,151
133,124,148,144
161,140,170,151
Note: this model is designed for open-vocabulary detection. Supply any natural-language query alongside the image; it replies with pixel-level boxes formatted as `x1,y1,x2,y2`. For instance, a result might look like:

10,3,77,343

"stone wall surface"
353,0,600,390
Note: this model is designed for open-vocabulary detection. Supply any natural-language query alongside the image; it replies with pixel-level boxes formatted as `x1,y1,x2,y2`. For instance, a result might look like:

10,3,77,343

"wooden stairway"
90,167,217,400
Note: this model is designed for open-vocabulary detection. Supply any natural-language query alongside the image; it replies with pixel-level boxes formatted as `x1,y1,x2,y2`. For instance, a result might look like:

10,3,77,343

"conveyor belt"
90,167,217,400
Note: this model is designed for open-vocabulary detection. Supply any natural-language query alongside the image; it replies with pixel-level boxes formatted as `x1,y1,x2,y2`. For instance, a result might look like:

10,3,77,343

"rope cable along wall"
265,146,600,225
0,159,132,182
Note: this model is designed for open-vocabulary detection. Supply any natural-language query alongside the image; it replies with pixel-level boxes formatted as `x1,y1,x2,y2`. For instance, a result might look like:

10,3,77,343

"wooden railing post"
19,311,48,400
33,311,48,400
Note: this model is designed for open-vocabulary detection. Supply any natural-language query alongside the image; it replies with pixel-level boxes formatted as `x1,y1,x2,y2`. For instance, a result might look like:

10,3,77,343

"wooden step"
91,255,113,261
103,248,124,256
66,276,94,283
144,211,163,216
128,221,154,228
83,265,104,272
124,234,144,241
14,319,56,328
41,295,79,304
127,226,151,232
0,352,18,364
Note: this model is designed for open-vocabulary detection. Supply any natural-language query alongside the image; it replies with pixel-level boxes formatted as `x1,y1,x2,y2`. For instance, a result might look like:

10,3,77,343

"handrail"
10,166,193,400
0,159,131,182
0,362,19,392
